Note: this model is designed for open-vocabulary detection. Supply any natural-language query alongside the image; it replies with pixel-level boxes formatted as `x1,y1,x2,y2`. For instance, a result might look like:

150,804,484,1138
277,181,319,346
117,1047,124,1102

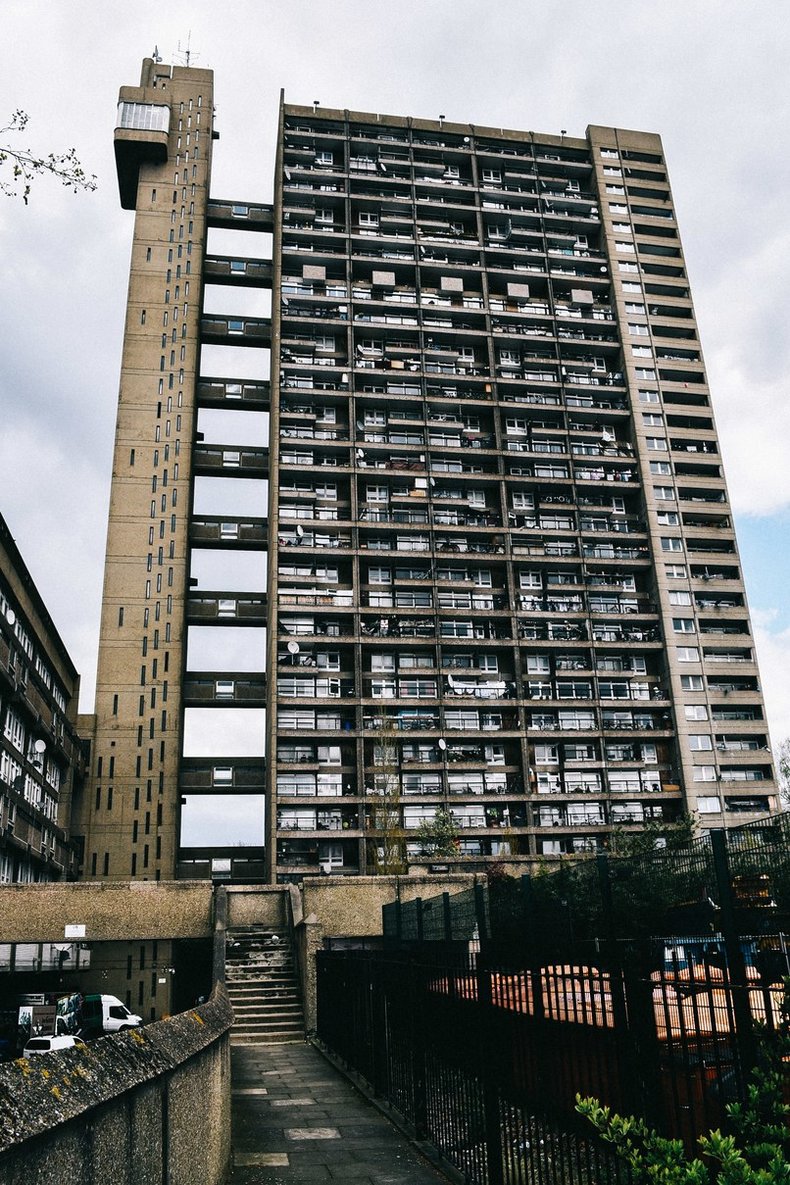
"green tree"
417,806,459,858
1,110,97,204
608,811,696,857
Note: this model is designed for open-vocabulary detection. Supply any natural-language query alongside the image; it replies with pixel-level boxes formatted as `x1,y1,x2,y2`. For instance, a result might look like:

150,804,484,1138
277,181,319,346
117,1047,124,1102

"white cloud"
1,0,788,728
752,610,790,752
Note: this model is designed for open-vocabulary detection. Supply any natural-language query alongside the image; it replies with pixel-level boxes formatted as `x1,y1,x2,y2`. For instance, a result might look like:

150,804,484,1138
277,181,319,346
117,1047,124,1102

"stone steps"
225,924,304,1045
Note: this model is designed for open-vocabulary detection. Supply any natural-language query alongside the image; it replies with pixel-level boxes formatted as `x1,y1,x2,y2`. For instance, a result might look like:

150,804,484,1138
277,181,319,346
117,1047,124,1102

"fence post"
415,897,424,943
442,891,453,942
597,853,649,1118
474,916,504,1185
370,954,387,1099
474,882,488,945
410,951,429,1140
710,828,756,1076
395,896,402,944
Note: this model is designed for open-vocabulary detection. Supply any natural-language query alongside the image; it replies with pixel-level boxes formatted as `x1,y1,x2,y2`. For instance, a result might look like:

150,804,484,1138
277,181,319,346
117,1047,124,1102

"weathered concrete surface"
226,885,288,930
0,988,232,1185
297,875,478,1031
0,880,214,942
229,1042,448,1184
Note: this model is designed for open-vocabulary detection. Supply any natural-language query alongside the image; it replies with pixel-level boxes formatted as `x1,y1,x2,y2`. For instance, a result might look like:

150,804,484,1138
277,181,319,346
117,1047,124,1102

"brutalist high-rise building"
77,57,777,884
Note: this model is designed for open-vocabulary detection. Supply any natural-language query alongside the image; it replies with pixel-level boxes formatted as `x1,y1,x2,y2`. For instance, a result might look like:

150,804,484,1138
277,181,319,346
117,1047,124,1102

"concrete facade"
78,59,777,913
0,514,85,884
78,59,217,888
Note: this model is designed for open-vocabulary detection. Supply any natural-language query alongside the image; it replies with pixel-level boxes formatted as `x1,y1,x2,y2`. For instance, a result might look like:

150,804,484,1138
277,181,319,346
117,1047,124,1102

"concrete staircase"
225,925,305,1045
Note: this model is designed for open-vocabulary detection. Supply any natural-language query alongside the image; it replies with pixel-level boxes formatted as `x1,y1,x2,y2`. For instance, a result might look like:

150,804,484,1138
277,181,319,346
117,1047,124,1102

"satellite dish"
287,641,300,655
296,524,305,537
438,738,447,751
356,448,365,459
34,739,47,754
341,373,349,383
463,136,470,144
6,608,16,626
447,674,456,688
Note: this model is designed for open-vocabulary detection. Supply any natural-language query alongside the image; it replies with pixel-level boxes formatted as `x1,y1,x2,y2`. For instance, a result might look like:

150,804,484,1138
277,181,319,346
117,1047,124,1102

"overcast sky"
2,1,789,760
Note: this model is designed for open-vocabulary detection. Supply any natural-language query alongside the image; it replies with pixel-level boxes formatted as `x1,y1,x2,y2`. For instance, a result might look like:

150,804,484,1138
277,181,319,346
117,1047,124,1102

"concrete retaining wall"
297,874,477,1031
226,885,287,930
0,988,232,1185
0,881,214,943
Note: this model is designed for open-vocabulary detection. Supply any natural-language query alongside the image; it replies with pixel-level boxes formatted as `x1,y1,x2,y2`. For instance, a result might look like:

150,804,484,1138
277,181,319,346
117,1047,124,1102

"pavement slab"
229,1043,449,1185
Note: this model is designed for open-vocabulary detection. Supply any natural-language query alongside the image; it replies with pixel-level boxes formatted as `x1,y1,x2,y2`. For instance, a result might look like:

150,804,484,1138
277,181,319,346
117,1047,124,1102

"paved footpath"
229,1042,450,1184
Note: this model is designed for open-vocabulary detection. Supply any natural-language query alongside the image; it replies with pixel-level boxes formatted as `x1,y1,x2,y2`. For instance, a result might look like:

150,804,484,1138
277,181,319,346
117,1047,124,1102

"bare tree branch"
0,110,97,205
777,737,790,810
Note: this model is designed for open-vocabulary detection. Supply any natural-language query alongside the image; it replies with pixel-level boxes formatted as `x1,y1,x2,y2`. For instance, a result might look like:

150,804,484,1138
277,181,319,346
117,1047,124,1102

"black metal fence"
317,821,790,1183
317,943,634,1185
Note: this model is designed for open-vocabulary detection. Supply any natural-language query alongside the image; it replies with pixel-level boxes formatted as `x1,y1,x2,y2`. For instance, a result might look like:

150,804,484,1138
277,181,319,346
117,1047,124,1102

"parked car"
23,1034,87,1057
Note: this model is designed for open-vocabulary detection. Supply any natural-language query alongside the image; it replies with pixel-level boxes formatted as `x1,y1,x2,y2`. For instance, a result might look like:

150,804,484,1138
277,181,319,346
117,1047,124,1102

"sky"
1,0,789,762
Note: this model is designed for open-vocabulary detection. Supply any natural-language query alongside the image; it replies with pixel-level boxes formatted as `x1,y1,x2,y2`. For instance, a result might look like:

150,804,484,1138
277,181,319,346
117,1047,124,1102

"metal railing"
317,820,790,1182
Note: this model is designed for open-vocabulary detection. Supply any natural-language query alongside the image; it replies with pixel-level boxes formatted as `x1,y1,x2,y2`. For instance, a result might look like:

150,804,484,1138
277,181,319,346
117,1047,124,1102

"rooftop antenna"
175,31,200,67
152,45,162,64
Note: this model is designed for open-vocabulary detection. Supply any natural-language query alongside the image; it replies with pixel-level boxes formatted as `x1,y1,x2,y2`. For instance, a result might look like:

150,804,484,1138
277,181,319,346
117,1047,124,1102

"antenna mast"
175,31,200,68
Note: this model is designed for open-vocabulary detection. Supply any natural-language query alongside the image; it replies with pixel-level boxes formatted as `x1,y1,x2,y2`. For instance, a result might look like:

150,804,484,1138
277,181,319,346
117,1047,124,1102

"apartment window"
650,461,672,475
693,765,717,782
673,618,695,634
697,796,721,814
676,647,700,662
660,537,682,552
669,591,692,606
647,437,668,451
638,389,659,403
681,674,704,691
653,486,675,500
689,734,713,751
685,705,708,720
665,563,687,578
